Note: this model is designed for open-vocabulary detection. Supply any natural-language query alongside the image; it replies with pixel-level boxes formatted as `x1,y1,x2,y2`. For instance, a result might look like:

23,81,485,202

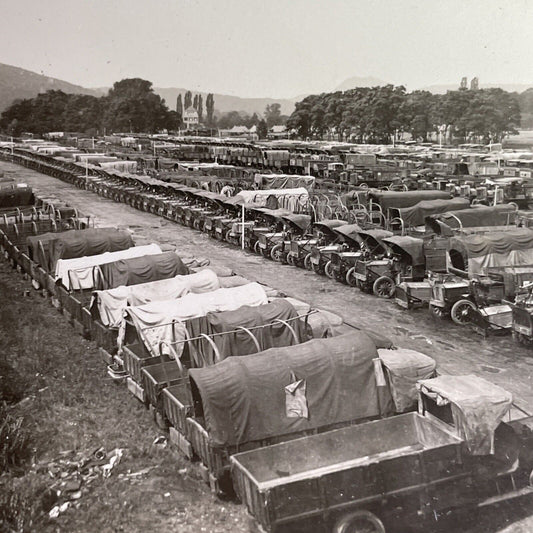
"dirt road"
2,160,533,532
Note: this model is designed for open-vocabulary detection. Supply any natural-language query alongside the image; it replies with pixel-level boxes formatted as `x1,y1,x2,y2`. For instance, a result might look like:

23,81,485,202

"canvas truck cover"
369,190,452,211
235,187,309,211
378,349,436,413
55,243,161,290
313,219,347,233
96,251,189,290
417,375,512,455
186,299,308,366
382,235,425,266
281,214,312,232
398,198,470,227
91,269,220,328
119,282,268,359
448,228,533,275
27,228,133,272
426,204,517,235
188,331,393,448
0,186,34,208
254,174,315,192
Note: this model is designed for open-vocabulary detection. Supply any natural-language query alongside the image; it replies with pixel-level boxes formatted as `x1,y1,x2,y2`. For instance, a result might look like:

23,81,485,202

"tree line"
286,85,522,144
0,79,179,136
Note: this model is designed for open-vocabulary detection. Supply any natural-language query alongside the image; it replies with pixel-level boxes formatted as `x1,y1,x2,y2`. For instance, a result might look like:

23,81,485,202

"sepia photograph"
2,1,533,532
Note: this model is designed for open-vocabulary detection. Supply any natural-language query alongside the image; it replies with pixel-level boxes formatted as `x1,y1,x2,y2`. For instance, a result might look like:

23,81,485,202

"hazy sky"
1,0,533,97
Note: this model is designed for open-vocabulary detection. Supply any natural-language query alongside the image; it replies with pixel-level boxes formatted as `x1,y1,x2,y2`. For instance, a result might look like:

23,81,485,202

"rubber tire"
346,267,358,287
271,243,283,262
225,229,233,243
312,261,324,275
325,260,335,279
304,253,313,271
372,276,395,299
287,253,296,267
334,510,386,533
429,304,446,319
451,299,476,326
253,241,261,255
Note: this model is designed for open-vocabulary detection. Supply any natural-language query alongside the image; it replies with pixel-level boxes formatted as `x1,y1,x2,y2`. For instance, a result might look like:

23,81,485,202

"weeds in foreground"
0,405,32,472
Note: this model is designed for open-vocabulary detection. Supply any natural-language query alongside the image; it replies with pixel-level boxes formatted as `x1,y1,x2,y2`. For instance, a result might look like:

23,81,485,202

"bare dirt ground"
1,160,533,532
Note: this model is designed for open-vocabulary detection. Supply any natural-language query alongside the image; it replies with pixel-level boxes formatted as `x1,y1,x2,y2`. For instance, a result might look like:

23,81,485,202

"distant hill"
0,63,103,113
152,87,297,117
334,76,389,91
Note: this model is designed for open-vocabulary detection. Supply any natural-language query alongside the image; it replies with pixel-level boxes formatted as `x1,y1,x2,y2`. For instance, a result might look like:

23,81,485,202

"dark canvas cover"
186,299,308,366
97,251,189,290
398,198,470,227
0,187,34,208
189,331,394,447
449,228,533,259
370,190,451,211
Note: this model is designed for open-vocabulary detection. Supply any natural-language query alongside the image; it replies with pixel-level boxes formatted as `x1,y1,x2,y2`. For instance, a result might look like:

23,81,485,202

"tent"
188,331,395,448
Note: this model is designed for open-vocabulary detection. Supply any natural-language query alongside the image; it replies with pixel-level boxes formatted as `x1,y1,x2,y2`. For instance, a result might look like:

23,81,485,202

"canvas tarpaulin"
448,228,533,275
91,269,220,328
188,331,394,447
369,190,451,211
254,174,315,192
426,204,517,235
378,348,436,413
417,375,512,455
96,251,189,290
27,228,133,272
0,187,34,208
186,299,308,366
382,235,425,267
119,282,268,359
236,187,309,211
55,243,161,290
398,198,470,227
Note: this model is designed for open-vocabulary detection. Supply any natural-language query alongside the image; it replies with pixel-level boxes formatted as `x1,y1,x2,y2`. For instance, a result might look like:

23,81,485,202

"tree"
184,90,192,109
217,111,248,129
257,119,268,139
264,103,282,128
176,94,183,128
198,94,203,121
206,93,215,125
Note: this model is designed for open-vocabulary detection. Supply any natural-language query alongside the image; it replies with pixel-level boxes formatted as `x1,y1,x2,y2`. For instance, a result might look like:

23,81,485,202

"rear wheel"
287,253,296,266
271,244,283,262
346,267,358,287
304,253,313,271
325,260,335,279
451,299,476,326
253,241,261,255
334,510,386,533
373,276,395,298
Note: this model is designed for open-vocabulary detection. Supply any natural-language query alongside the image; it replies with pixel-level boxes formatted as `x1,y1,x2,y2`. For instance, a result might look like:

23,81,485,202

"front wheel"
253,241,261,255
325,260,335,279
373,276,395,299
346,267,358,287
304,253,313,271
334,510,386,533
451,299,476,326
271,244,283,262
287,253,297,267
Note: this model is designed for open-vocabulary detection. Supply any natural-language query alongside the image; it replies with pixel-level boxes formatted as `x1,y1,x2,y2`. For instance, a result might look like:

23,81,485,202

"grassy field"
0,260,251,533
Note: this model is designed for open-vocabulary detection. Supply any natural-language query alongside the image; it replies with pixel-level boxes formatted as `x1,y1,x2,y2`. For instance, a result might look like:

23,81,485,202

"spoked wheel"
225,229,233,243
304,253,313,271
429,304,446,319
372,276,395,299
346,267,358,287
253,241,261,255
312,261,324,275
287,253,296,267
334,510,386,533
271,244,283,262
324,260,335,279
451,299,476,326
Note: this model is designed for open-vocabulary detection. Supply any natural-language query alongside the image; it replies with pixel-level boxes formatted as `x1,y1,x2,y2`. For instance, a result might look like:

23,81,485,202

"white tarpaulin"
119,282,268,359
91,269,220,328
235,187,309,211
468,249,533,276
417,375,512,455
55,243,161,290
